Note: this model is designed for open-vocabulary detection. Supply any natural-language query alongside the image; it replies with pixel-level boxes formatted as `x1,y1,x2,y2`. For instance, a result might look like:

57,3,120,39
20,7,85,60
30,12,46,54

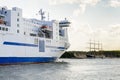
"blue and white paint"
0,7,70,64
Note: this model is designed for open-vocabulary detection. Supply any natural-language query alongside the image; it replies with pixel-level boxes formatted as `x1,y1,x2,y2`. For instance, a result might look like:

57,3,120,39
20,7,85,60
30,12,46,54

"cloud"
49,0,101,15
74,0,101,15
49,0,77,5
88,24,120,50
68,22,120,50
68,20,96,51
105,24,120,50
109,0,120,8
73,4,86,16
109,24,120,36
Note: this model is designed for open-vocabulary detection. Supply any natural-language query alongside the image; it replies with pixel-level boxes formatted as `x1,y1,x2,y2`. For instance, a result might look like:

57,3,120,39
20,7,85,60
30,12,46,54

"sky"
0,0,120,51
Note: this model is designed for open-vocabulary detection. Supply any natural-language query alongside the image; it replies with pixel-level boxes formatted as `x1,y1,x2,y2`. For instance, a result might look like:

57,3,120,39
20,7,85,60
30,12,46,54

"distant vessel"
86,40,103,58
86,54,95,58
0,7,70,64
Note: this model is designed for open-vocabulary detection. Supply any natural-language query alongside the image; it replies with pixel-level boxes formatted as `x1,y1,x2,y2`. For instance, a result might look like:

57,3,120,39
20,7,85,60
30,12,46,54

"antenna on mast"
39,9,46,20
48,12,49,21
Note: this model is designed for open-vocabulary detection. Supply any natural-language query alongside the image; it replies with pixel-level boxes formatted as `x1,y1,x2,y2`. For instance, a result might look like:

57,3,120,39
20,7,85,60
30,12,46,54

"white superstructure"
0,7,70,64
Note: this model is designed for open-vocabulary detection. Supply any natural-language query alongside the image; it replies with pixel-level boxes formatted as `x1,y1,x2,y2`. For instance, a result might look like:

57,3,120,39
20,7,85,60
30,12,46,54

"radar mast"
39,9,45,20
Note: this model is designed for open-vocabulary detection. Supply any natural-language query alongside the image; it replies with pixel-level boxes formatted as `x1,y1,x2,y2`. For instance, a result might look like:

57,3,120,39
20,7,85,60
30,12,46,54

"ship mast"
39,9,45,20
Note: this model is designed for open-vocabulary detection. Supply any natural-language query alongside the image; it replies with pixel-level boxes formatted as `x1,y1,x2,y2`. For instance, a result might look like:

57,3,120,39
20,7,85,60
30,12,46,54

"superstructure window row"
0,27,8,31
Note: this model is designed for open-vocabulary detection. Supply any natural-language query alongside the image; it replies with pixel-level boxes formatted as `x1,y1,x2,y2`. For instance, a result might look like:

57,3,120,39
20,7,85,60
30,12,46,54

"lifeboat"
0,19,4,24
41,25,48,29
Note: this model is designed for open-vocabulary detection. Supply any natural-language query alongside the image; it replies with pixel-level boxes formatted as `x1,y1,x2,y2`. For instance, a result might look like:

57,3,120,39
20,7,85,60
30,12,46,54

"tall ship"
0,7,70,64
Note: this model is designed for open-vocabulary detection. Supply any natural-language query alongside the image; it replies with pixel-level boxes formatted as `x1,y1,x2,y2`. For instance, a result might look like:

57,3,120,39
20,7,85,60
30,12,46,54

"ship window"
30,33,37,36
17,24,19,27
5,11,7,15
18,13,19,16
24,32,26,35
17,30,19,33
34,38,38,44
2,27,5,31
6,28,8,31
17,18,19,22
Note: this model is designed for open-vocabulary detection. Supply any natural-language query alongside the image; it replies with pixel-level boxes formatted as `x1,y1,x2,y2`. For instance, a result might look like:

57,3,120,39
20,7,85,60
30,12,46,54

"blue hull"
0,57,57,64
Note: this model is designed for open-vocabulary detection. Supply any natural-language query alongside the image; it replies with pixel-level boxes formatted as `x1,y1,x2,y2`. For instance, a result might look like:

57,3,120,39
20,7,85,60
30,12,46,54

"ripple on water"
0,59,120,80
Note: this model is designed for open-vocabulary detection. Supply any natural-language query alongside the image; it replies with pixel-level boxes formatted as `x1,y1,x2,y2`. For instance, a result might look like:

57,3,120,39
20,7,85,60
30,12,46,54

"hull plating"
0,57,57,64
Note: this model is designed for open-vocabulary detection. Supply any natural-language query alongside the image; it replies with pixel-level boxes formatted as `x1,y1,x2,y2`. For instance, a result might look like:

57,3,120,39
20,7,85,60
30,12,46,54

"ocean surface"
0,58,120,80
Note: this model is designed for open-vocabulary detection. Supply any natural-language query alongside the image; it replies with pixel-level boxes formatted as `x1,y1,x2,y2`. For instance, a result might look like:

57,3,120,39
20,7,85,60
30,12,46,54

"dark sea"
0,58,120,80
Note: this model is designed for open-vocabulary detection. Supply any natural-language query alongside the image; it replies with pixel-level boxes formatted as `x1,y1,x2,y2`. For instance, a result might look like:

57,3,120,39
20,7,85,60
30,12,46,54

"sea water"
0,58,120,80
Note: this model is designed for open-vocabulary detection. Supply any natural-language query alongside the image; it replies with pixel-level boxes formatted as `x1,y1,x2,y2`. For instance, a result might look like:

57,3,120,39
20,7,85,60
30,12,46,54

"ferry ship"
0,7,70,64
